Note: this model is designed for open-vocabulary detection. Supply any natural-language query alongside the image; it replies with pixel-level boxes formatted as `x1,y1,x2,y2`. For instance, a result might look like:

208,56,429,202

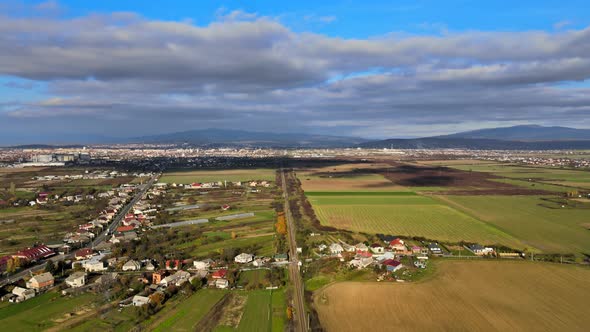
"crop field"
160,169,275,184
151,290,227,332
450,163,590,190
308,193,524,247
314,260,590,332
0,292,98,331
298,163,407,192
235,290,285,332
438,195,590,253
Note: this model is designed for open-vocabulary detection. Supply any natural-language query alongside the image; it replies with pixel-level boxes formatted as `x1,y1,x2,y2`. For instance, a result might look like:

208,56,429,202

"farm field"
298,163,407,192
308,192,524,247
212,289,286,332
160,169,275,184
437,195,590,253
0,292,98,331
314,260,590,332
450,163,590,190
151,289,227,332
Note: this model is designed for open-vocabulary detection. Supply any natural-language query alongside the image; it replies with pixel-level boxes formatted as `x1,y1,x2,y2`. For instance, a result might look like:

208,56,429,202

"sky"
1,0,590,144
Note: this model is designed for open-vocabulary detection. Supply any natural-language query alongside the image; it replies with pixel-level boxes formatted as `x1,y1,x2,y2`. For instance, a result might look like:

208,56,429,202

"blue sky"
1,0,590,143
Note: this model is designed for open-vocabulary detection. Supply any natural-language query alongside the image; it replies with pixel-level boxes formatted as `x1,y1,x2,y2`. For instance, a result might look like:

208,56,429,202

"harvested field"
382,164,550,195
314,260,590,332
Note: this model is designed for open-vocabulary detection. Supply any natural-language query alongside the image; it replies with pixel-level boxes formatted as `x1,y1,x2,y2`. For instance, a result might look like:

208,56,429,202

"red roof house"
116,225,135,233
211,269,227,279
14,245,55,261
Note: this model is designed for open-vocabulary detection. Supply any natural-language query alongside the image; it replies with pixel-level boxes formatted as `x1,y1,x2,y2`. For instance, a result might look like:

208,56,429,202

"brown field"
298,163,408,192
314,260,590,332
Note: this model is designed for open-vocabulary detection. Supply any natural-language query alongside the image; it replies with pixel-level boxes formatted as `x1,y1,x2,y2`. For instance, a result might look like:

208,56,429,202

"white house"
349,257,374,269
193,260,211,270
355,243,369,252
65,272,87,288
370,243,385,254
318,244,327,252
329,243,344,255
215,278,229,289
132,295,151,307
160,271,191,287
122,260,141,271
12,287,35,302
234,253,254,264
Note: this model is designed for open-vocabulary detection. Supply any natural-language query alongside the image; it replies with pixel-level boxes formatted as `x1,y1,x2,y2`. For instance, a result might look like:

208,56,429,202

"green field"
152,289,227,332
308,193,524,247
0,292,98,331
160,169,275,184
438,195,590,253
450,163,590,190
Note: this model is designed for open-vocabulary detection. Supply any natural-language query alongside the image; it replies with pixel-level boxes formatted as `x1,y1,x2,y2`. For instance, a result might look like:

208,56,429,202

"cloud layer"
1,9,590,142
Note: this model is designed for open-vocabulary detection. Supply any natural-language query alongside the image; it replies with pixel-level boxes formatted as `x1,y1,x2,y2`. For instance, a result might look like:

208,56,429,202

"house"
381,259,403,272
83,256,107,272
428,243,443,256
26,272,54,291
166,260,181,270
12,287,35,302
466,244,495,256
354,243,369,252
211,269,227,279
132,295,151,307
234,253,254,264
122,260,141,271
215,278,229,289
152,270,168,284
221,204,231,211
389,238,406,252
144,261,155,271
75,248,94,260
348,256,374,269
116,225,135,233
411,246,422,254
65,272,87,288
370,243,385,254
160,270,191,287
329,243,344,255
193,260,211,270
274,253,288,262
318,244,327,252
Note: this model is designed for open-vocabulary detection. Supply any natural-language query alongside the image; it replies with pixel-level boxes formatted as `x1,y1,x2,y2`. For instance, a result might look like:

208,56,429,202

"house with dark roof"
381,259,403,272
14,245,55,262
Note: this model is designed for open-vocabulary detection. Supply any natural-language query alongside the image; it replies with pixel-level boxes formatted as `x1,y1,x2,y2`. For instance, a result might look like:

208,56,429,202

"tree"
231,231,237,239
286,306,293,320
45,261,56,274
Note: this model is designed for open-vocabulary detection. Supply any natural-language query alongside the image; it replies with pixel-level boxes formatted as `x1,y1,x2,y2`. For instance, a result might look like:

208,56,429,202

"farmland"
298,163,407,192
160,169,276,184
308,192,524,247
314,260,590,332
151,290,227,332
437,195,590,253
0,292,98,331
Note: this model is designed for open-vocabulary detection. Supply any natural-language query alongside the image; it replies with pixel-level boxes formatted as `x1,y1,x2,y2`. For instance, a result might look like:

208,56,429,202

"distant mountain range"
360,125,590,150
131,128,369,148
5,125,590,150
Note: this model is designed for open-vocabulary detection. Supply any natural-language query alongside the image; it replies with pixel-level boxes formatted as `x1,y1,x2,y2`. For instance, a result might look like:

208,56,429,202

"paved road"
0,175,157,287
281,169,308,332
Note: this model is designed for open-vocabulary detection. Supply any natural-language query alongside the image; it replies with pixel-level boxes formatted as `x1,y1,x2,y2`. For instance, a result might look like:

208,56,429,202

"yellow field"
314,260,590,332
298,163,406,192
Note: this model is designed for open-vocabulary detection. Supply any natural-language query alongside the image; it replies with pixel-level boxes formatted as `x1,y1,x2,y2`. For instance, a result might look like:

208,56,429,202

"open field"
449,163,590,190
160,169,275,184
298,163,407,192
437,195,590,253
314,260,590,332
308,193,524,247
0,292,98,331
151,290,227,332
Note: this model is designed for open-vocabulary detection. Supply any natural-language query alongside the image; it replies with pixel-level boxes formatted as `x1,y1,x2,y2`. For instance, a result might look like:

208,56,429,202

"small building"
26,272,54,291
381,259,403,272
152,270,168,285
349,256,374,269
466,244,495,256
75,248,94,260
166,260,181,270
389,238,406,252
428,243,443,256
193,260,211,270
329,243,344,255
215,278,229,289
132,295,151,307
354,243,369,252
12,287,36,302
160,270,191,287
122,260,141,271
234,253,254,264
65,272,87,288
212,269,227,279
370,243,385,254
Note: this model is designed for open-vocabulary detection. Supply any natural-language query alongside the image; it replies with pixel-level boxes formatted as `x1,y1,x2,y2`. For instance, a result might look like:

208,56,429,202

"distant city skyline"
1,0,590,144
